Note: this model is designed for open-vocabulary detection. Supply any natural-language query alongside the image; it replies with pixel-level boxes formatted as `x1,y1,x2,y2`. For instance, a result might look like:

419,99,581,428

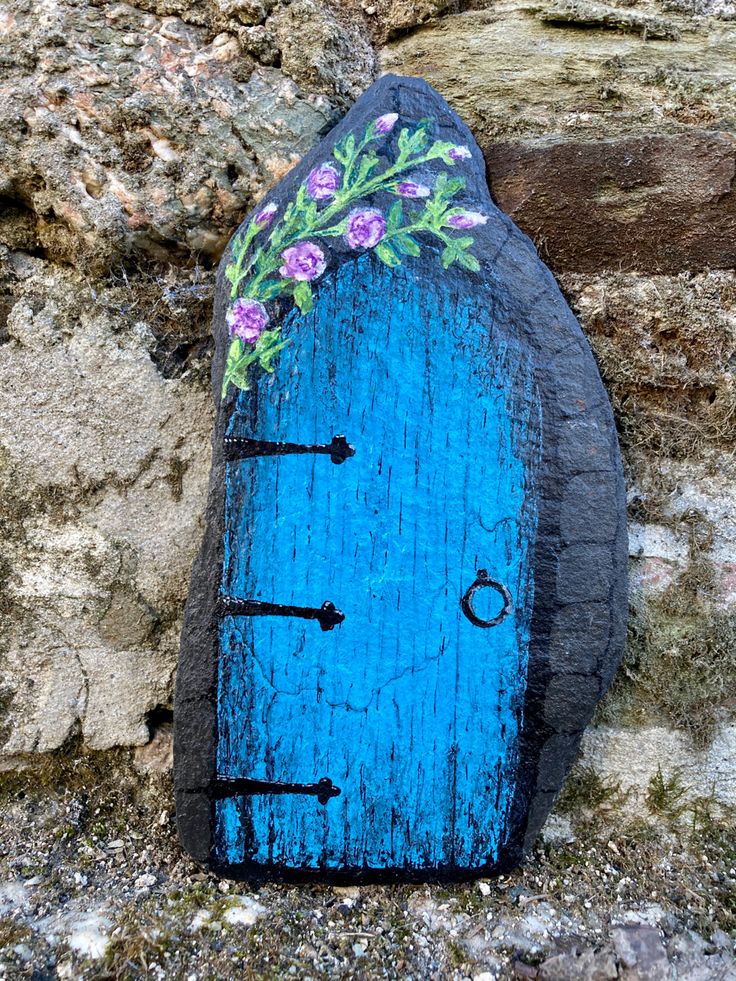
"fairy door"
213,256,541,872
175,74,628,879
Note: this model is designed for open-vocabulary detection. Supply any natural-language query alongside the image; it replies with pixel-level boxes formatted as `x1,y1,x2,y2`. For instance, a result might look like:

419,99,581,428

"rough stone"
538,946,618,981
382,4,736,142
0,256,211,752
580,724,736,806
0,0,352,274
487,132,736,276
383,5,736,275
539,1,680,40
269,0,376,103
612,926,670,980
561,271,736,456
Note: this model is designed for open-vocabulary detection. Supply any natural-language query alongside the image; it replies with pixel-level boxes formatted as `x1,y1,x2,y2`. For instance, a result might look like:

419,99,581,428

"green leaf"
443,177,466,199
397,127,411,156
395,233,421,257
354,151,380,185
429,140,459,165
256,329,290,373
229,364,253,392
386,201,403,231
222,338,260,397
375,242,401,268
406,122,430,155
441,245,456,270
333,132,356,165
225,336,242,370
258,280,286,301
456,250,481,272
225,263,238,285
295,184,309,211
293,280,314,315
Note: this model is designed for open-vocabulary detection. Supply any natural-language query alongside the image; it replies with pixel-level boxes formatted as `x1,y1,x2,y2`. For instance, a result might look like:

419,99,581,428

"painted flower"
307,163,341,201
449,145,472,161
447,211,488,230
254,202,277,227
374,112,399,135
396,181,431,198
279,241,326,281
345,208,387,249
227,298,269,344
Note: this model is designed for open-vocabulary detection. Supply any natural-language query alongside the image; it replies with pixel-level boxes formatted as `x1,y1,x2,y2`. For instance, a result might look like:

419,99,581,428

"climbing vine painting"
221,113,487,398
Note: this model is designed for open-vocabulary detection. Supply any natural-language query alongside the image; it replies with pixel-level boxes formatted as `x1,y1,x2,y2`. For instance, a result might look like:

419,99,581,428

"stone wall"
1,0,734,812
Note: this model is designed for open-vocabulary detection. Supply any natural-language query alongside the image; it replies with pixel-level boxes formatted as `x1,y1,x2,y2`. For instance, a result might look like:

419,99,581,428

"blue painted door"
215,256,540,871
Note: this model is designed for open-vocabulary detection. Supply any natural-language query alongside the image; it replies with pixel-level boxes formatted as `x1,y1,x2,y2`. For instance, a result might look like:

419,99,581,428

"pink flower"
447,211,488,230
280,241,326,281
345,209,386,249
374,113,399,135
254,202,277,227
449,145,472,161
227,298,269,344
307,164,341,201
396,181,431,198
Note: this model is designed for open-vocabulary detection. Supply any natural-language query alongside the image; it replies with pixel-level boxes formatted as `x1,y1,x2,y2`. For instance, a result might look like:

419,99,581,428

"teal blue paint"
215,255,541,871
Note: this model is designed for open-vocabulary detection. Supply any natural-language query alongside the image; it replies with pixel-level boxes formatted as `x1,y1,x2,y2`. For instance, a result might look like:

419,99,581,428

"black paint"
461,569,514,629
223,433,355,465
217,596,345,632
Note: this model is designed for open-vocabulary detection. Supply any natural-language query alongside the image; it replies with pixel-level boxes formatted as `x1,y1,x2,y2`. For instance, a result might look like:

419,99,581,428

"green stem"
228,222,261,299
233,146,444,300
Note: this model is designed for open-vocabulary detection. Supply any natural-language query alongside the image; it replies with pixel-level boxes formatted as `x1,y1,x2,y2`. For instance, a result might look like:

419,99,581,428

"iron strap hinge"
209,776,341,805
224,433,355,465
217,595,345,631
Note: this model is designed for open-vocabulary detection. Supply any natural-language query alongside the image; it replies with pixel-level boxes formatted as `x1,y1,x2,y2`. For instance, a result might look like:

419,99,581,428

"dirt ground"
0,738,734,980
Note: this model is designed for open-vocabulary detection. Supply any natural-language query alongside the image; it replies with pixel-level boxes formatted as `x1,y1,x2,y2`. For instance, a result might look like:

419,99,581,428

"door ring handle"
461,569,512,628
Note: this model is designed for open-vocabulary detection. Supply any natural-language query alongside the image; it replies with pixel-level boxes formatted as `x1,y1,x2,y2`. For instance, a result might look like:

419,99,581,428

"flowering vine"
222,113,487,398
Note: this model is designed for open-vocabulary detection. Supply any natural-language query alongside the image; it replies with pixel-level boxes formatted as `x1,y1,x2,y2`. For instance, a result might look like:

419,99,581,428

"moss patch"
598,572,736,746
563,272,736,460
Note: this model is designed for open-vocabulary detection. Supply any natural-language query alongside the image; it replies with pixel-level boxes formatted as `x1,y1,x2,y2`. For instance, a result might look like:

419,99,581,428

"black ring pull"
461,569,512,628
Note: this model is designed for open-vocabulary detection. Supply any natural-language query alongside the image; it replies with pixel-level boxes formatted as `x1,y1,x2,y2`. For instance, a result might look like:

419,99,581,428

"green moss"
0,916,33,950
164,455,189,502
645,767,689,820
556,765,627,814
0,734,136,798
598,593,736,747
598,507,736,747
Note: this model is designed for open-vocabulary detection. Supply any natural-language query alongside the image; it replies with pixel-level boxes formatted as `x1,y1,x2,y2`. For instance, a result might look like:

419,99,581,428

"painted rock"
175,75,627,880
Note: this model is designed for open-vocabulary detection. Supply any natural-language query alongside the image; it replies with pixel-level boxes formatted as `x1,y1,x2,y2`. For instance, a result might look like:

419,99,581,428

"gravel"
0,738,734,978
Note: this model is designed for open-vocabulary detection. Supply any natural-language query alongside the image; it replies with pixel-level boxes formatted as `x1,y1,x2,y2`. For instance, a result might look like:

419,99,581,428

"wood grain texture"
174,74,628,880
216,259,541,870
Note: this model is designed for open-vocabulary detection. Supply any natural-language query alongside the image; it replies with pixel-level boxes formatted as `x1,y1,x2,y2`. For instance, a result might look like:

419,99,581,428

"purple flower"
449,145,472,161
254,202,277,227
307,163,341,201
396,181,431,198
280,241,326,281
345,208,386,249
227,298,269,344
374,112,398,135
447,211,488,230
